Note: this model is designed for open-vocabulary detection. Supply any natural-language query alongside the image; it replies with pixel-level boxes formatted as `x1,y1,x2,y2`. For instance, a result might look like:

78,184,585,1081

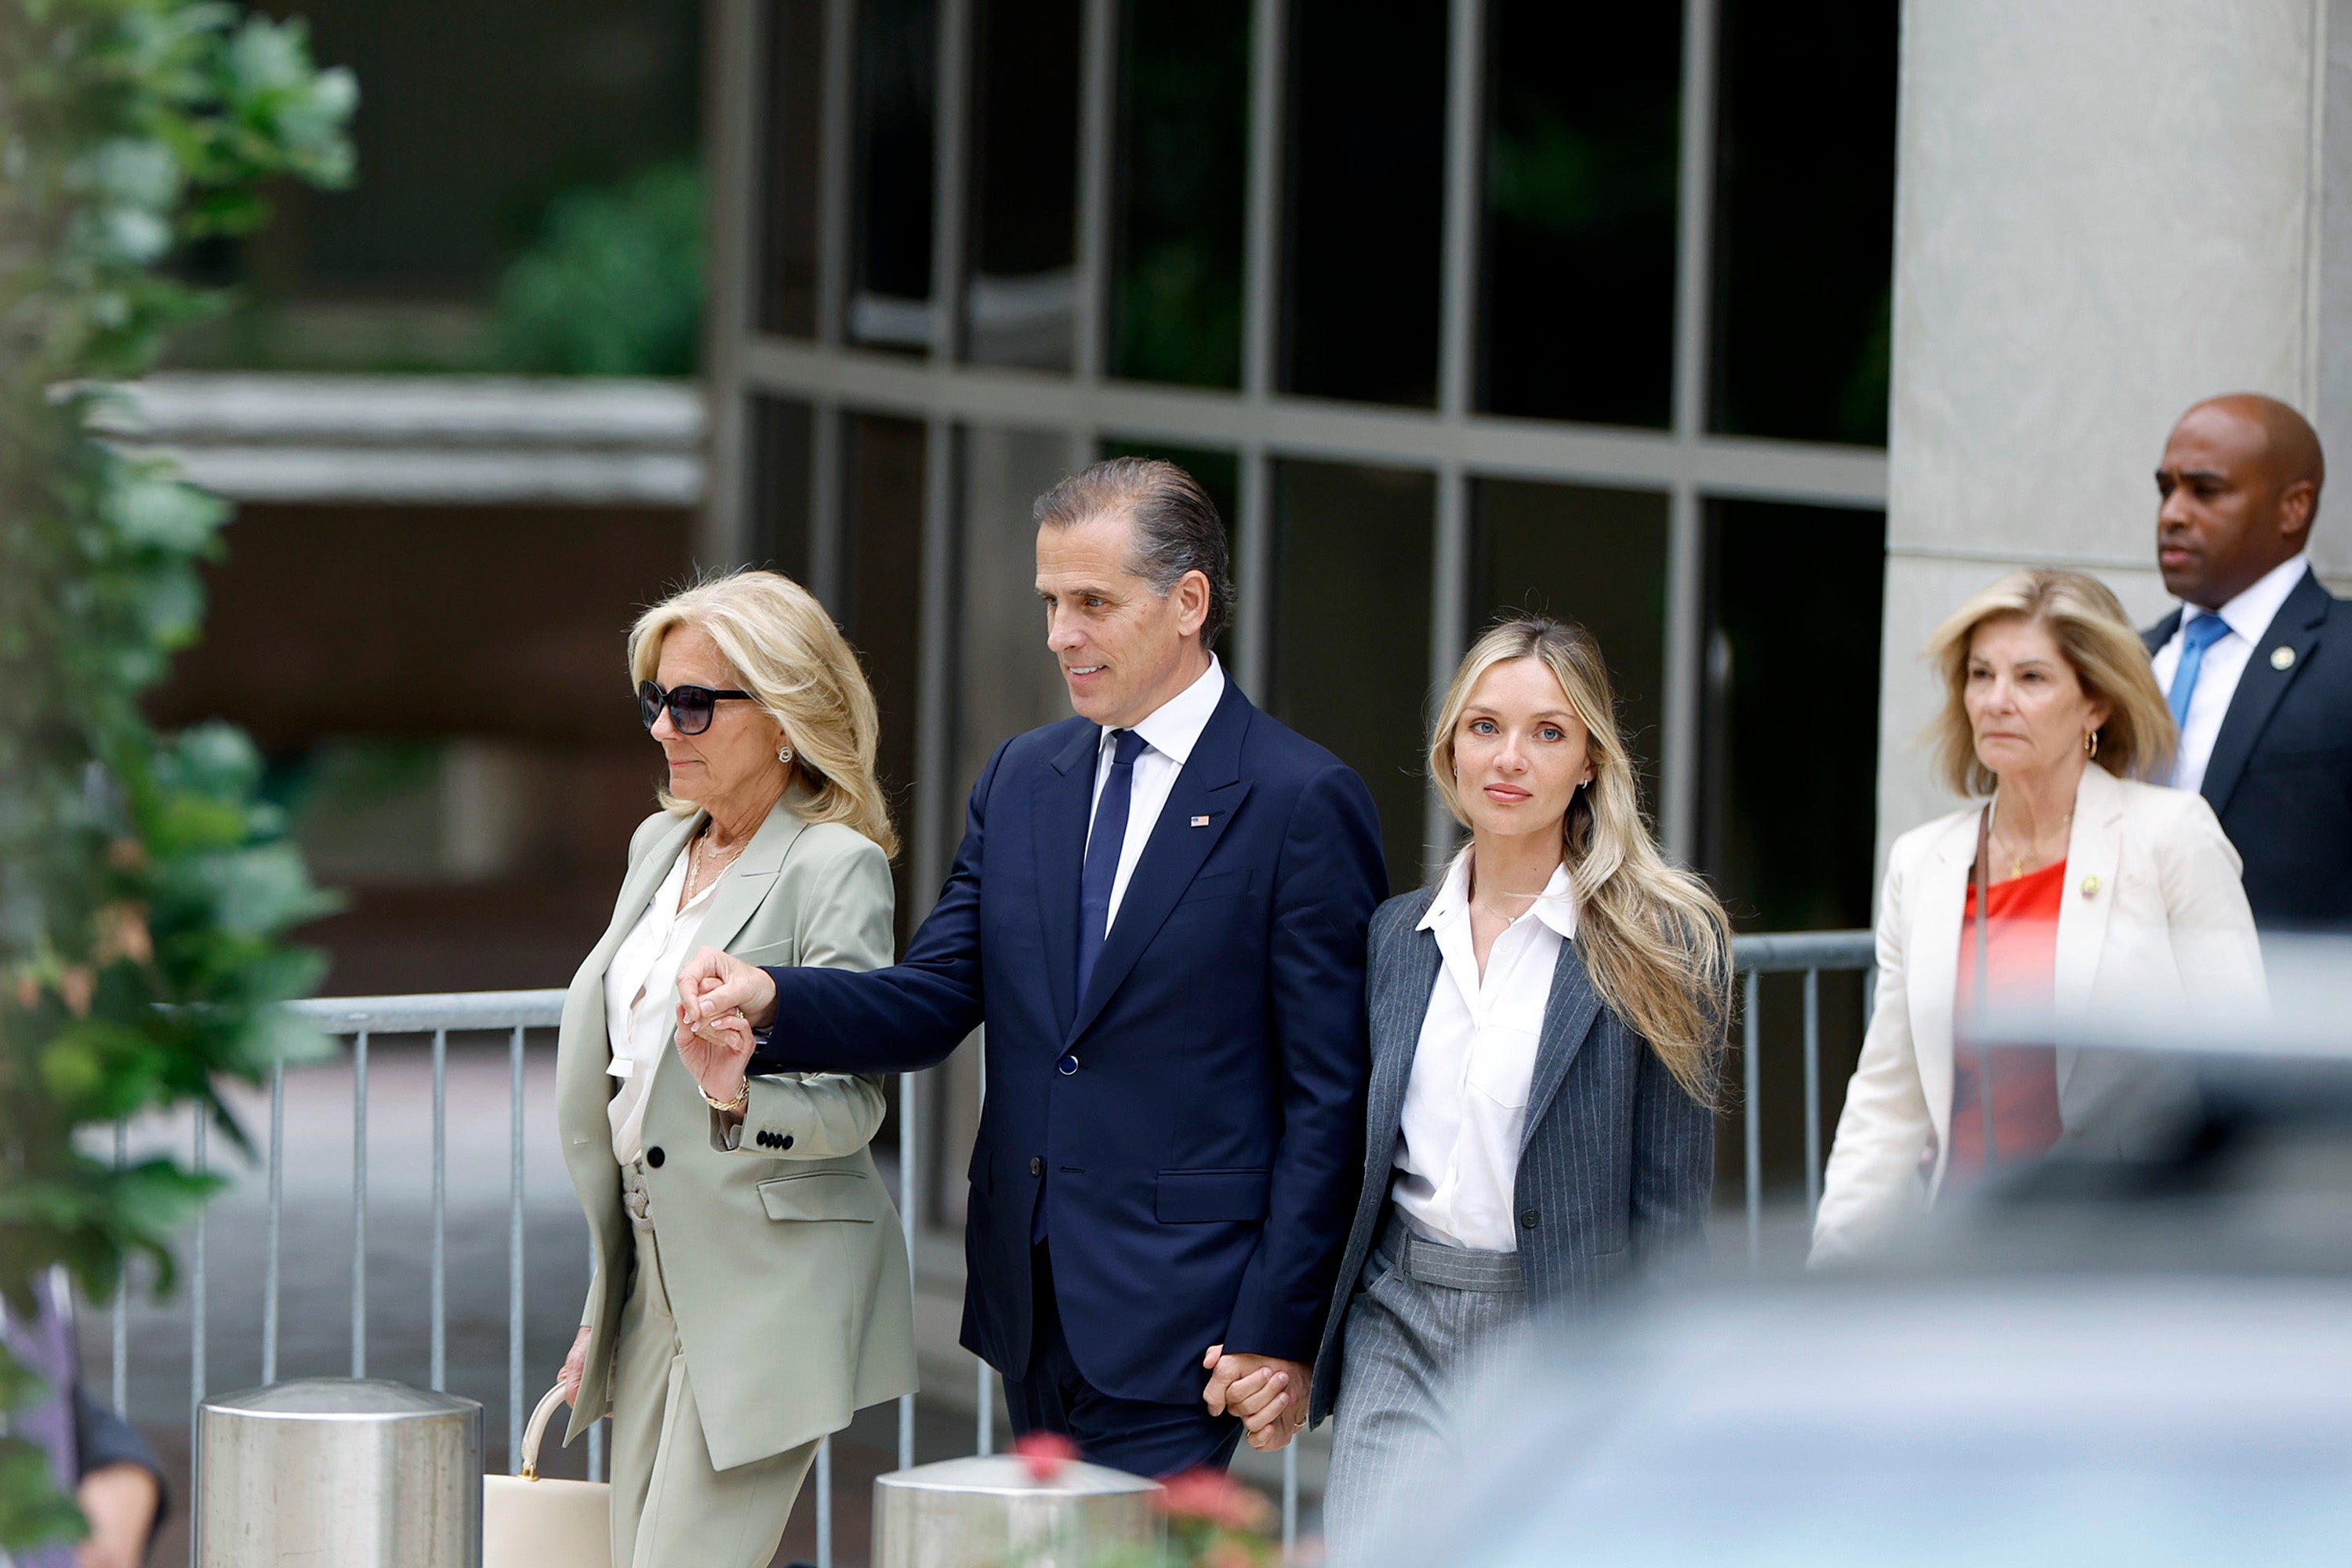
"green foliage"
491,160,705,377
0,0,352,1549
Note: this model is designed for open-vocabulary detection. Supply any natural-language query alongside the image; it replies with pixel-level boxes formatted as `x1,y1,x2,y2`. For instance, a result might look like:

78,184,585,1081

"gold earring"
2083,730,2099,759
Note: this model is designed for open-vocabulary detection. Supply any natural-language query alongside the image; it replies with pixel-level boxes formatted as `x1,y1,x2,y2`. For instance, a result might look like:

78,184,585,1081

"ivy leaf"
183,843,330,936
101,470,225,553
0,1438,89,1552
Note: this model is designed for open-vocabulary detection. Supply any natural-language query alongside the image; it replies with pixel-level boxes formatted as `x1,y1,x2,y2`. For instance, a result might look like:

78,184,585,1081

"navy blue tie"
1075,728,1146,1011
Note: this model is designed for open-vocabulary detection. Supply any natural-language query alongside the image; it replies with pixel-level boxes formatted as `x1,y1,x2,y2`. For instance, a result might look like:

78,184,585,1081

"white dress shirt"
1390,849,1576,1253
604,846,720,1165
2151,552,2310,793
1086,655,1227,931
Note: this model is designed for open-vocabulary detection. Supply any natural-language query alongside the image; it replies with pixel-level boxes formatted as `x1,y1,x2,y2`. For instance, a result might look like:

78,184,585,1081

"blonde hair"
1430,617,1732,1106
628,571,898,858
1922,568,2176,798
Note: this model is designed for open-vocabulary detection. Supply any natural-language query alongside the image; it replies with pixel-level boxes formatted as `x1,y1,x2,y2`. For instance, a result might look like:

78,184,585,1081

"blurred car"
1366,960,2352,1568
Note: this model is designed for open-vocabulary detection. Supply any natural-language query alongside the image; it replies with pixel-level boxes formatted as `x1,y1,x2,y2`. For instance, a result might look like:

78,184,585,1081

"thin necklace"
684,822,748,904
1989,793,2071,880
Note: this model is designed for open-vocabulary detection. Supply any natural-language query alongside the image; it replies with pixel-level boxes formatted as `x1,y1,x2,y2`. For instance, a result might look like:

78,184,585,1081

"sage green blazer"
555,795,918,1470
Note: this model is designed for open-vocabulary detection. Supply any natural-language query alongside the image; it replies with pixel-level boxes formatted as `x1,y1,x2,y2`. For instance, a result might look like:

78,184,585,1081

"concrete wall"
1878,0,2352,867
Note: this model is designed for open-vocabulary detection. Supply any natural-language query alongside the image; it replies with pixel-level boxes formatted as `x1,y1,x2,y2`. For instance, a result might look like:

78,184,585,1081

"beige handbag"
484,1385,612,1568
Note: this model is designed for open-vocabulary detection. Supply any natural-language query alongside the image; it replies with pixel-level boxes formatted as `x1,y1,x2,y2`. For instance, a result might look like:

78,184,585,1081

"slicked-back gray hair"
1033,457,1233,648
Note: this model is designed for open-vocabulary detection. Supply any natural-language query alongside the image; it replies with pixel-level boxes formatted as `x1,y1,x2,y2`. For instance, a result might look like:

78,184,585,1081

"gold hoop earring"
2083,730,2099,759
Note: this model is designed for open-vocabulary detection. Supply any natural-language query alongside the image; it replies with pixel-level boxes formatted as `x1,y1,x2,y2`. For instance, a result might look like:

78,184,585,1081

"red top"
1947,857,2067,1171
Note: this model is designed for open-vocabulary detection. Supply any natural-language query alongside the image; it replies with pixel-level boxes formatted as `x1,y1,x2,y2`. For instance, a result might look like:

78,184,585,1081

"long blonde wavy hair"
627,571,898,858
1430,617,1732,1105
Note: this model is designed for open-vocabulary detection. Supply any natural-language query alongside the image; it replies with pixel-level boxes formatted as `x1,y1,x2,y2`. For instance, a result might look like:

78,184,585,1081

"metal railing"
113,931,1873,1567
1733,931,1878,1263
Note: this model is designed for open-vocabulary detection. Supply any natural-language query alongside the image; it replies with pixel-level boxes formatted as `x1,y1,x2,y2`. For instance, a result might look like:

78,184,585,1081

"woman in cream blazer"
1813,571,2264,1265
552,572,915,1568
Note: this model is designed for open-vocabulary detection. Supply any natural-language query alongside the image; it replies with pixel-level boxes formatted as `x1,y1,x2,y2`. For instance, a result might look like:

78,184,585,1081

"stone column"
1876,0,2352,861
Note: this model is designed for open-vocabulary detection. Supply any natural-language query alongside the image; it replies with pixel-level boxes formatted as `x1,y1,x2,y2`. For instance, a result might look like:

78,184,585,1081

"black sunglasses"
639,681,753,736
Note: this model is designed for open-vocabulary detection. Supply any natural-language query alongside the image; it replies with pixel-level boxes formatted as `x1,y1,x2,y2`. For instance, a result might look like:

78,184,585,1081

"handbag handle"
517,1384,571,1481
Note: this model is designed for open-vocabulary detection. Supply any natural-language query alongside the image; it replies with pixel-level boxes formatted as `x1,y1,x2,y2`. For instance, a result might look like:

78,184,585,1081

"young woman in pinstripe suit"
1287,617,1731,1561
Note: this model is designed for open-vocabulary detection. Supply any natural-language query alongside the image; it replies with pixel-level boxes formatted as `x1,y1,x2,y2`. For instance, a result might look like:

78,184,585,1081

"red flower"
1013,1429,1080,1483
1154,1467,1275,1534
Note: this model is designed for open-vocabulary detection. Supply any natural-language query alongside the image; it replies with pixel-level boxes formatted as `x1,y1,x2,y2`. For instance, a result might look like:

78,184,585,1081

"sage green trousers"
608,1213,820,1568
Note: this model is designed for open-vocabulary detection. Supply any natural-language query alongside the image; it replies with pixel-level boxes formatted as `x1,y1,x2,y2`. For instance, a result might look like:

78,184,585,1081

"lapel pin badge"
2272,645,2297,670
1189,815,1210,827
2080,874,2100,899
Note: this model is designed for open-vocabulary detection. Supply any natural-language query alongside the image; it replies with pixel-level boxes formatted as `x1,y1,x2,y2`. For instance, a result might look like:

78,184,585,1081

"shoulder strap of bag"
1972,804,1996,1165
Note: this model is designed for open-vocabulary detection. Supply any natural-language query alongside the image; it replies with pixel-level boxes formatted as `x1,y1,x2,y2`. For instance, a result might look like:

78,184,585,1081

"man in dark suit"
674,457,1385,1475
2146,393,2352,929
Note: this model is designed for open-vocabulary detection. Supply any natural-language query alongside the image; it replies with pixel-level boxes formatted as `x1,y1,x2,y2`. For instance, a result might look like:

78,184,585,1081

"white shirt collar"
2184,551,2310,643
1105,654,1225,764
1417,846,1577,939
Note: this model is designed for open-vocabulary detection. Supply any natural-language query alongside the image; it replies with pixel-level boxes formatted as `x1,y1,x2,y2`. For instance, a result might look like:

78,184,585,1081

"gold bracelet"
701,1079,750,1114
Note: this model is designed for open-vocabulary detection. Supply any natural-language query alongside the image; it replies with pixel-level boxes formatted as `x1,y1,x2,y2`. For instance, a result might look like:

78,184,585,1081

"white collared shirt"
2151,552,2310,793
1390,848,1576,1254
604,846,720,1166
1086,655,1227,931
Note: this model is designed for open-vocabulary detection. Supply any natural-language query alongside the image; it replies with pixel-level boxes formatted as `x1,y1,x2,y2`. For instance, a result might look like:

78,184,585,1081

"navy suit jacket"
2144,566,2352,929
751,678,1386,1405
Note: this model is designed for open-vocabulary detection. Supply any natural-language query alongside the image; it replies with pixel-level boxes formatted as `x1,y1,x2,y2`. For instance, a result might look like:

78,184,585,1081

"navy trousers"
1004,1243,1243,1479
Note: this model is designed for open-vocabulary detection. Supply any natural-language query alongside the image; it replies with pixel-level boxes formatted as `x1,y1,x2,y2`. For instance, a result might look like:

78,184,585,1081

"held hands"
673,975,757,1109
1202,1344,1310,1453
673,946,779,1105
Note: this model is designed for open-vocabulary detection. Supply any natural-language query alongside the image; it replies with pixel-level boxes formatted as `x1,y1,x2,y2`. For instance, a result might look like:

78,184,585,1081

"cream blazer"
556,795,917,1469
1811,763,2265,1265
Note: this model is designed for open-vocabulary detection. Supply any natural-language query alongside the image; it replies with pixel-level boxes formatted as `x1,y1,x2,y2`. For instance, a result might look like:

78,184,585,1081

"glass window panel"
1283,0,1446,408
956,426,1077,800
1269,461,1434,891
1109,0,1248,387
1699,499,1884,931
1100,439,1239,573
747,394,814,580
1709,0,1898,445
965,0,1081,368
842,411,930,944
757,0,824,336
850,0,938,353
1479,2,1680,426
1470,481,1669,804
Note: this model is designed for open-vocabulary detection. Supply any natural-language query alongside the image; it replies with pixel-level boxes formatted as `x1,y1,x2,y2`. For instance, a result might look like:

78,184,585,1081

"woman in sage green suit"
551,571,916,1568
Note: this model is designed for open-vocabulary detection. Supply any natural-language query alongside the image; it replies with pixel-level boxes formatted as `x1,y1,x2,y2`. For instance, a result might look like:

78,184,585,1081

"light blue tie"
2167,612,2231,731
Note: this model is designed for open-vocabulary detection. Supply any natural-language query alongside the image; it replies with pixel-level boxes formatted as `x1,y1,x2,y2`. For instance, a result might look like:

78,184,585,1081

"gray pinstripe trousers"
1321,1210,1527,1565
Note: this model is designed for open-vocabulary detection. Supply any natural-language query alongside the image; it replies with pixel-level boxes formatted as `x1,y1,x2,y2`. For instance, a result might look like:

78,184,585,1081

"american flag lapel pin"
1190,815,1210,827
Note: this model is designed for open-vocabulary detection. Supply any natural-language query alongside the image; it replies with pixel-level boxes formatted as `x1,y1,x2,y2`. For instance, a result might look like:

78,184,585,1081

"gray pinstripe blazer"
1308,884,1716,1425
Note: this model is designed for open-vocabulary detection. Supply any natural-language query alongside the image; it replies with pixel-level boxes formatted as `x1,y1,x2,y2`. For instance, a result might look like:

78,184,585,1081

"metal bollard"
198,1377,482,1567
873,1454,1162,1568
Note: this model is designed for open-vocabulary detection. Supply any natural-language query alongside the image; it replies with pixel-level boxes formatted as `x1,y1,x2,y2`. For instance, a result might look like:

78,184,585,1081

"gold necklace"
684,826,747,903
1989,804,2071,880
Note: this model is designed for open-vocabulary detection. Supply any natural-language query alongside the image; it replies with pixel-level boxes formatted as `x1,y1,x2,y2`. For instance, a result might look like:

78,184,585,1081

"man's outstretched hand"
675,946,779,1044
1203,1343,1310,1453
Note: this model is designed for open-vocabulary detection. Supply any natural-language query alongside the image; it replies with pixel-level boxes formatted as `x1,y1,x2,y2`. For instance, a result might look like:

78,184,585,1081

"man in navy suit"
2146,393,2352,929
674,457,1386,1475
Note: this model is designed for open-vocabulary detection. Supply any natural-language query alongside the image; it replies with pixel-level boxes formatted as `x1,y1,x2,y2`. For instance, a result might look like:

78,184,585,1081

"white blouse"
1390,849,1574,1253
604,845,721,1166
